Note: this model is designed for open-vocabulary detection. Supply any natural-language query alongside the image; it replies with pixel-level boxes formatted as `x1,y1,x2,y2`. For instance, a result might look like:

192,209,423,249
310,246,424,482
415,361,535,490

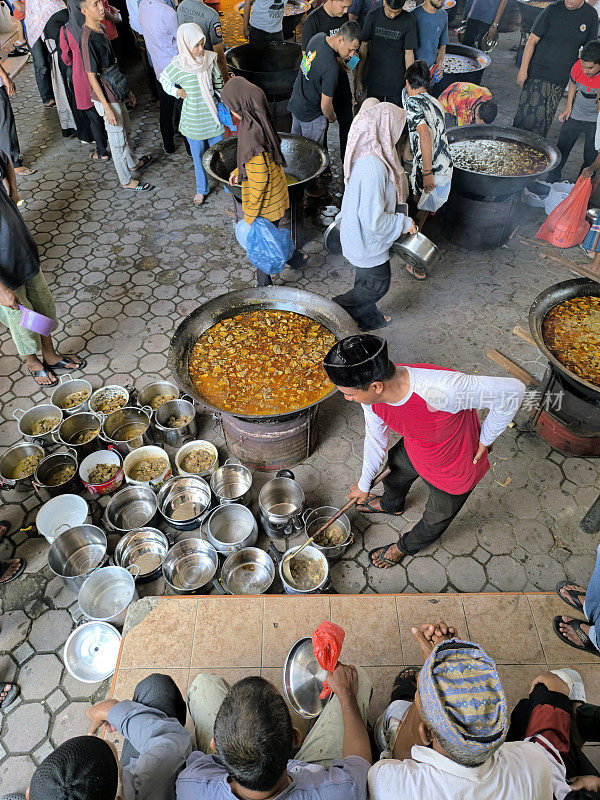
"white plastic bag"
544,182,574,216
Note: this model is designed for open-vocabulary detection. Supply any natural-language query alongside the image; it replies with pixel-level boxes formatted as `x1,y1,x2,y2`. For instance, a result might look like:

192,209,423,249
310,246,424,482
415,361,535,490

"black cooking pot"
226,43,302,102
447,124,559,199
202,134,328,201
529,278,600,401
431,43,491,97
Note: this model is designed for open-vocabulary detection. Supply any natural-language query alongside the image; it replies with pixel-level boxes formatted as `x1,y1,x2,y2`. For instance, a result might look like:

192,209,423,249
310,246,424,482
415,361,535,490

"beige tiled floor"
111,592,600,730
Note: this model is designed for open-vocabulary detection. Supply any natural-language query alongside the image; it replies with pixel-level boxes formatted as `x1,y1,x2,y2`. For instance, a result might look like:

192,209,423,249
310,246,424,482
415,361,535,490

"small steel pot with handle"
162,538,218,594
53,411,103,458
14,404,63,445
47,524,108,590
51,374,92,415
100,406,153,456
89,384,133,419
157,475,212,531
33,448,79,498
303,506,352,561
0,441,45,494
72,564,139,627
152,398,197,448
210,458,253,506
277,544,329,595
216,547,275,595
203,503,258,555
258,469,304,537
123,445,172,492
137,380,190,413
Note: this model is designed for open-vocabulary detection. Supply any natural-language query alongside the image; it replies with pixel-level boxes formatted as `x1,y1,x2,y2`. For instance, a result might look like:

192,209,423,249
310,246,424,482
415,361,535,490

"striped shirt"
241,152,289,225
159,61,224,140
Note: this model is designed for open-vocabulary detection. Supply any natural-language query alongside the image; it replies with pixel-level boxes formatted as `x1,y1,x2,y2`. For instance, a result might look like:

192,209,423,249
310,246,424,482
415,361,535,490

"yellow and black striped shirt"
241,152,289,225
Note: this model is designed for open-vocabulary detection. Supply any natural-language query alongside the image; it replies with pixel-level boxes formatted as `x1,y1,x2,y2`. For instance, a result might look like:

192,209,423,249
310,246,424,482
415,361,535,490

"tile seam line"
526,594,551,669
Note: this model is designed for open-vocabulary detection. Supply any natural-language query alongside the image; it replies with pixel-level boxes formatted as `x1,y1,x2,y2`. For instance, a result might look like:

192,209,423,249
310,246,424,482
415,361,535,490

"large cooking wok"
430,43,491,97
225,43,302,102
202,134,328,202
447,124,559,199
168,288,358,422
529,278,600,400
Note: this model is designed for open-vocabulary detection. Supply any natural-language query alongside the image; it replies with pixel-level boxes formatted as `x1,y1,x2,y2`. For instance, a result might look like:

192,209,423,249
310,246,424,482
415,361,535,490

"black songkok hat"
323,334,391,388
29,736,119,800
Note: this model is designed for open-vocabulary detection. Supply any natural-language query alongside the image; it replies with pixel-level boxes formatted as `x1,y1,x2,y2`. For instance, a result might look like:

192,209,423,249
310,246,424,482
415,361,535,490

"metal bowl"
47,524,108,589
162,538,218,593
63,621,122,682
157,475,212,530
283,637,329,718
586,207,600,224
114,527,170,582
103,485,158,533
168,287,358,422
220,547,275,595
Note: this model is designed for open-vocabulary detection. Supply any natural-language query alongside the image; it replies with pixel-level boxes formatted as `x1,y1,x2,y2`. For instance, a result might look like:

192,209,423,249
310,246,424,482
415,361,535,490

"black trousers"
333,261,391,331
332,72,353,160
380,439,473,555
248,26,284,45
367,90,403,108
0,86,20,166
551,116,598,181
462,17,488,49
83,105,109,157
132,30,159,100
29,36,54,105
120,673,187,767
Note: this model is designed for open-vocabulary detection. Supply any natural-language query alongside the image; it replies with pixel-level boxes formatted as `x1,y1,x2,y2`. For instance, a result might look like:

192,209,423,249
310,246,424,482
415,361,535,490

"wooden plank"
512,324,536,346
485,348,538,387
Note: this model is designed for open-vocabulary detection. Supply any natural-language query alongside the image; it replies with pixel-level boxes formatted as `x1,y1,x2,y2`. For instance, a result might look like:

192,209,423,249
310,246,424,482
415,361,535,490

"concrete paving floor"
0,21,599,794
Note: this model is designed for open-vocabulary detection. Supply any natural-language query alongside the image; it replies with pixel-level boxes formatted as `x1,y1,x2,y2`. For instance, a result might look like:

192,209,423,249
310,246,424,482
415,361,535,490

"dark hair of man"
406,59,431,91
581,39,600,65
338,20,362,42
386,0,406,11
477,100,497,124
353,359,396,391
213,677,294,792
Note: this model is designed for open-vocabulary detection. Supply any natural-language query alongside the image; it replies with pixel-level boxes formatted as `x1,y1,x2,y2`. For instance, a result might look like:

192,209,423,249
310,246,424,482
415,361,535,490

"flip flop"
14,167,36,176
89,152,111,161
0,683,20,709
29,367,58,386
133,154,153,172
357,496,404,515
555,580,585,613
368,543,403,569
42,355,86,373
391,667,420,702
405,264,427,281
0,520,11,542
123,182,154,192
552,616,600,656
0,558,26,584
43,99,56,108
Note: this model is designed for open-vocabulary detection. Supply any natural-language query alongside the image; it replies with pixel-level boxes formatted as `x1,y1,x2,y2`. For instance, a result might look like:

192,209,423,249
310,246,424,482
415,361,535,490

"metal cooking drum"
202,135,329,202
447,124,559,199
168,287,358,422
529,278,600,400
225,42,302,102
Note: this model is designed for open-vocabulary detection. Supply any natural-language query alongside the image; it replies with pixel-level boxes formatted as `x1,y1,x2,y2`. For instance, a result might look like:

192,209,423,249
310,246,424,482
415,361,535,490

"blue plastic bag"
244,217,294,275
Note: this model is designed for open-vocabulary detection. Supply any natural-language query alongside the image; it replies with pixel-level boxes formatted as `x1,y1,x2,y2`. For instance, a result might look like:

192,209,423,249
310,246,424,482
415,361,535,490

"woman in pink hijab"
334,100,416,331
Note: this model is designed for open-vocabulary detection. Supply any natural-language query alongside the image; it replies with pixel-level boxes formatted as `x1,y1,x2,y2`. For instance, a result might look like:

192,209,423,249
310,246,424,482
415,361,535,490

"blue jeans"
186,134,223,195
584,543,600,649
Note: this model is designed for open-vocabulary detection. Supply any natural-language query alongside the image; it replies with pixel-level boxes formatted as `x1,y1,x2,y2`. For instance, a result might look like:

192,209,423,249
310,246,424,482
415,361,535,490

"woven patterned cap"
29,736,118,800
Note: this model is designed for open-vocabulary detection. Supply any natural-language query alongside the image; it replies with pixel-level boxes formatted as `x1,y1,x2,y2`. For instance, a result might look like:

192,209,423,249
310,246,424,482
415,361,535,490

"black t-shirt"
529,0,598,85
81,25,118,103
43,9,69,42
362,6,418,95
288,32,339,121
0,150,40,290
301,6,349,49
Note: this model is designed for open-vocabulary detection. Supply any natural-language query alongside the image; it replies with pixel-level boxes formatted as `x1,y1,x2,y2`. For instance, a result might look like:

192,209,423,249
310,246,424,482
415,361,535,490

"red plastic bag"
312,621,345,699
535,175,592,248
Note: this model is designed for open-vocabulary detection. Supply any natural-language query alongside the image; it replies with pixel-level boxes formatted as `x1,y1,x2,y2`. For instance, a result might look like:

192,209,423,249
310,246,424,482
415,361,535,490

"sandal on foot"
359,315,392,332
555,580,585,613
0,558,26,584
405,264,427,281
123,182,154,192
552,616,600,656
368,543,403,569
0,520,11,542
133,154,153,172
29,367,58,386
90,152,110,161
43,99,56,108
391,667,420,702
287,250,308,270
14,166,36,176
42,355,86,373
0,683,20,709
357,496,404,515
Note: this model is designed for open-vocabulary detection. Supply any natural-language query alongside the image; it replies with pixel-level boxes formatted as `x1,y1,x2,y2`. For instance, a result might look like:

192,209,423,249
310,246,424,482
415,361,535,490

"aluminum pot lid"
63,621,121,683
283,637,329,718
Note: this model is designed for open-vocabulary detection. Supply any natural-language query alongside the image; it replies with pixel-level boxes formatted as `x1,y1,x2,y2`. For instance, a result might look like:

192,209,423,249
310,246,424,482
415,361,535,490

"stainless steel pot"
47,525,108,589
218,547,275,595
13,403,63,444
103,486,158,533
73,565,139,627
152,399,197,448
258,469,304,537
392,231,439,272
303,506,352,561
210,458,252,505
156,475,211,531
33,448,79,497
278,544,329,594
54,411,103,457
137,380,188,413
89,384,133,418
114,527,170,583
162,538,218,594
100,406,153,456
0,441,45,493
51,374,92,415
203,503,258,555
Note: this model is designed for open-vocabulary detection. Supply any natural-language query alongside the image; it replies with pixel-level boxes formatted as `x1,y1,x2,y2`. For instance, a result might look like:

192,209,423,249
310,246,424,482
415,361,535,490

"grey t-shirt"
249,0,286,33
572,80,598,122
176,0,223,48
176,752,370,800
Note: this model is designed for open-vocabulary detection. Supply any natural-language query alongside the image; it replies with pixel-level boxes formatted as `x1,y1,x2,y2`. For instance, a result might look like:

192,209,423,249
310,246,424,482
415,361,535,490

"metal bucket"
47,525,108,589
303,506,352,561
33,449,79,497
204,503,258,555
0,442,45,493
100,406,153,456
73,565,139,626
54,411,103,457
162,538,218,594
210,458,252,505
103,486,158,534
51,374,92,415
152,399,197,448
258,469,304,536
13,403,63,444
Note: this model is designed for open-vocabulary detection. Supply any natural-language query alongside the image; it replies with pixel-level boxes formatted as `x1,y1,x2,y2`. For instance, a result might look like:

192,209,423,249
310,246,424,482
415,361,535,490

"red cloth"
312,622,345,699
13,1,25,22
570,59,600,93
372,363,490,495
101,0,118,40
60,27,93,110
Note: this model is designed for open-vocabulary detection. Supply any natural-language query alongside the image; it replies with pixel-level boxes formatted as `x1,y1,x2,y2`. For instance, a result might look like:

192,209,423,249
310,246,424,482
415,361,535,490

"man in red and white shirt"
322,334,525,568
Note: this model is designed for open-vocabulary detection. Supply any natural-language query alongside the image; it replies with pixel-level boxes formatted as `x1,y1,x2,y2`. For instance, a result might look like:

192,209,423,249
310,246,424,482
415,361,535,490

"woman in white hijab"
160,23,225,206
